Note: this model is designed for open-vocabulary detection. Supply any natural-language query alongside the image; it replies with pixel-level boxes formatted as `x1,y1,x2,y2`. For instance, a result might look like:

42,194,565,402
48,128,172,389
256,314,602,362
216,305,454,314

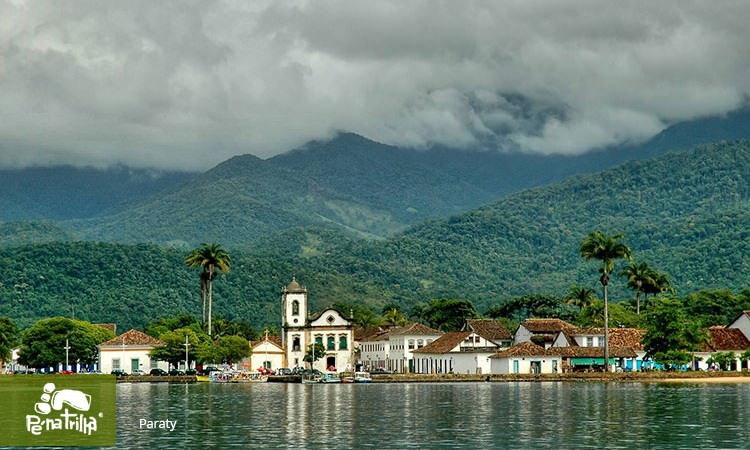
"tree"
18,317,115,369
303,342,326,369
145,315,201,338
642,297,702,369
620,261,653,315
564,286,597,309
580,230,632,372
150,327,208,369
487,294,577,323
413,299,477,331
185,243,231,337
0,317,19,367
576,300,640,328
382,307,409,327
196,335,250,366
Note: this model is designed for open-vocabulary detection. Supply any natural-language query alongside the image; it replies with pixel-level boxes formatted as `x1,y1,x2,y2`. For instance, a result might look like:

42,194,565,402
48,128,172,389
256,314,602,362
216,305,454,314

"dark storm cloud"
0,0,748,170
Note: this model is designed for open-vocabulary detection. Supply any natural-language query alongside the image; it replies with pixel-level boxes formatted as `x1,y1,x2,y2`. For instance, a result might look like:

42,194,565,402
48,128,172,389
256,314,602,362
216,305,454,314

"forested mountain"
3,140,750,330
0,165,195,221
59,106,750,246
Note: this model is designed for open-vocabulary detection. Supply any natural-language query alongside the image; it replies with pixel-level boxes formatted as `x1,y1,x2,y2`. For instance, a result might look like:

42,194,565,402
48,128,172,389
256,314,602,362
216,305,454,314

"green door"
512,360,519,374
131,358,140,372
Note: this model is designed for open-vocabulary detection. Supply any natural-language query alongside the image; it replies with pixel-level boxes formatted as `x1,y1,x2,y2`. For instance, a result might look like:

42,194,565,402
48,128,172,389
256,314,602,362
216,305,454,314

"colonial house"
692,326,750,371
281,278,354,373
727,310,750,341
243,333,285,371
514,318,576,348
385,323,443,373
490,342,561,374
98,329,169,374
357,328,393,372
413,319,513,374
551,327,647,371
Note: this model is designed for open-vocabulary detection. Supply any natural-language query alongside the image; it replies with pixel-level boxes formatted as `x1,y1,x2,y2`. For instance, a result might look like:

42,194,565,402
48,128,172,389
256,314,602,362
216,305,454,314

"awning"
570,357,617,366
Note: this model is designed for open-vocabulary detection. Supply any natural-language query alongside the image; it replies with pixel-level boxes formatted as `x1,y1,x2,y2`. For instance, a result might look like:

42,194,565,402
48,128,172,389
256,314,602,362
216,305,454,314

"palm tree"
564,285,597,309
620,261,654,315
641,270,674,309
185,243,231,337
580,230,632,372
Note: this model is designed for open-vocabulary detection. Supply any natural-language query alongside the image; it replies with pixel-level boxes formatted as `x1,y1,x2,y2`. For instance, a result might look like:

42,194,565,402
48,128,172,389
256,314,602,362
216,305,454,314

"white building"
384,323,443,373
357,328,392,371
98,329,170,374
692,325,750,371
551,327,646,371
514,318,576,348
281,278,354,373
490,342,561,374
243,334,285,371
413,319,513,374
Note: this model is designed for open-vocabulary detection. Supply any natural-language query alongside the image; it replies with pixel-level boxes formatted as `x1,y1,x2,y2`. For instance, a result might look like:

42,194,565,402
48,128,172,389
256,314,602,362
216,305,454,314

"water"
117,382,750,449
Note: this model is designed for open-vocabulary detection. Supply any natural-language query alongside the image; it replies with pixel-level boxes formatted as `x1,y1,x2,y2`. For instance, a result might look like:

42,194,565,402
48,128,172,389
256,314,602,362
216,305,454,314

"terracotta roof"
573,327,605,335
520,318,576,333
101,329,163,347
492,342,547,358
546,346,637,358
465,319,512,340
391,323,443,336
413,332,471,354
703,326,750,351
608,328,646,351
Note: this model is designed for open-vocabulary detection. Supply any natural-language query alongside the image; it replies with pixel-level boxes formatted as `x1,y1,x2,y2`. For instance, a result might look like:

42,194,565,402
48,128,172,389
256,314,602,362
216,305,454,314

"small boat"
319,373,341,384
354,371,372,383
208,371,267,383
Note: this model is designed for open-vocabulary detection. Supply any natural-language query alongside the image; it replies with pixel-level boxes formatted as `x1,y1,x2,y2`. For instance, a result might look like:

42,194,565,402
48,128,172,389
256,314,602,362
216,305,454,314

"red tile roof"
546,346,637,358
413,332,471,354
520,318,576,333
465,319,513,340
252,335,283,349
703,326,750,351
492,342,547,358
608,328,646,351
391,323,443,336
101,329,163,347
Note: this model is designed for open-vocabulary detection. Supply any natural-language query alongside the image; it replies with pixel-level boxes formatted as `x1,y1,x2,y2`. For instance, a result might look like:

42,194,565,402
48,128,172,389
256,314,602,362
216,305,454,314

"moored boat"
319,373,341,383
354,371,372,383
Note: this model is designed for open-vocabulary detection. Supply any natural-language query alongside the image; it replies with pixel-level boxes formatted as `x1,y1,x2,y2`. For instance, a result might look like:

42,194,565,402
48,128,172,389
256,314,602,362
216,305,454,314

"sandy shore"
654,376,750,383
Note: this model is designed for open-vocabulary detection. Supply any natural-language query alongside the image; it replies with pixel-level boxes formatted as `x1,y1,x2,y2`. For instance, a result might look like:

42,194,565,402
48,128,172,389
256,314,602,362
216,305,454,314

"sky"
0,0,749,171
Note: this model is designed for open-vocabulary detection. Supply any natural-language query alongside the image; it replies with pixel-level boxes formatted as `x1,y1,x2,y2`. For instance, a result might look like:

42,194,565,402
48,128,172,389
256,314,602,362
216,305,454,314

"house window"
112,358,120,370
417,339,424,349
150,359,158,369
586,337,593,347
293,336,301,352
292,300,299,316
264,361,271,369
408,339,415,350
339,336,348,350
475,336,481,343
327,336,335,351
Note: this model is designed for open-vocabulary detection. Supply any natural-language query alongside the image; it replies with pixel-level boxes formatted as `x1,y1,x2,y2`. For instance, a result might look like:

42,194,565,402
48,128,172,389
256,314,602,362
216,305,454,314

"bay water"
117,381,750,449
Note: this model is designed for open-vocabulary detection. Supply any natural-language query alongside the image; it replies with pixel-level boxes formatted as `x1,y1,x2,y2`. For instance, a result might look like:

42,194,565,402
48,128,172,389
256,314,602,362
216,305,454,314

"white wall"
99,347,169,373
490,356,561,374
728,313,750,341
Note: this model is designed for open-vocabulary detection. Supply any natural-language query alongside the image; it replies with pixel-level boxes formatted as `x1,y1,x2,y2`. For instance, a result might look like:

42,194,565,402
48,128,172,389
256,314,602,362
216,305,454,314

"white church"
280,277,354,373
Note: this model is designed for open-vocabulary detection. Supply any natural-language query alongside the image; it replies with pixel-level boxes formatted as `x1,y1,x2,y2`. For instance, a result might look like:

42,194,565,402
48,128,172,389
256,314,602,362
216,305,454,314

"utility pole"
64,338,71,372
184,335,191,371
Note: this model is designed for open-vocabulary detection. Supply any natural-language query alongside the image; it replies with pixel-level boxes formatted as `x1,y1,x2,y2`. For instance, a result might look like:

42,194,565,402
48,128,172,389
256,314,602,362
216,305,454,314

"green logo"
0,375,116,447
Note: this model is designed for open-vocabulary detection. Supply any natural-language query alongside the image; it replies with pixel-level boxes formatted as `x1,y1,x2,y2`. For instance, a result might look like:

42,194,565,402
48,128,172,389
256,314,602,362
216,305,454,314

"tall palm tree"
641,270,674,309
185,243,231,337
620,261,654,315
580,230,632,372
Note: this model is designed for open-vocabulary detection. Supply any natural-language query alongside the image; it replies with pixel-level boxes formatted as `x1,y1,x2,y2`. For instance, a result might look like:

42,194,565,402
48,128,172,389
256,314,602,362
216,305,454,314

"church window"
339,336,348,350
292,300,299,316
292,336,301,352
327,315,335,324
315,336,323,346
327,336,335,351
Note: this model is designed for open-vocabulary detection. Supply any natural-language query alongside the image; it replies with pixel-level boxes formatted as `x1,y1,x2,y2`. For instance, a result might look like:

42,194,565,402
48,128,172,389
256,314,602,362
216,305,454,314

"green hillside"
3,141,750,330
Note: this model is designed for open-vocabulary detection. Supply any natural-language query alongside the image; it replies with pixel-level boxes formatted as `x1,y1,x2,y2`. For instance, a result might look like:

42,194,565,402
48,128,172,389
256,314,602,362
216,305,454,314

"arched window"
292,300,299,315
339,335,348,350
327,336,336,351
292,336,301,352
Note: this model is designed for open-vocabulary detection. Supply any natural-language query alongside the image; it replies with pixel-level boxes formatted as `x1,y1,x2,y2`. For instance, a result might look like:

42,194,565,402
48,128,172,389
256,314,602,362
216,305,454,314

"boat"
208,371,267,383
353,371,372,383
319,372,341,384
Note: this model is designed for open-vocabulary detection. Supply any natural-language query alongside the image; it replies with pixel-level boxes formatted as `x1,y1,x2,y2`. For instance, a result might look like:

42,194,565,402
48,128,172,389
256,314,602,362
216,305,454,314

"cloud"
0,0,748,170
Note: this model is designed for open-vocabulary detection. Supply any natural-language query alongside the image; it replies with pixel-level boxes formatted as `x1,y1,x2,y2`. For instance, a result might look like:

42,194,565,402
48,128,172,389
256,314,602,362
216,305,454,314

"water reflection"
116,382,750,449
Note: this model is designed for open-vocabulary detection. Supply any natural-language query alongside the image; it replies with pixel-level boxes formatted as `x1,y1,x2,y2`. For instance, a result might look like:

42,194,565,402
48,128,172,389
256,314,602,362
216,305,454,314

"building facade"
281,278,354,373
98,329,169,374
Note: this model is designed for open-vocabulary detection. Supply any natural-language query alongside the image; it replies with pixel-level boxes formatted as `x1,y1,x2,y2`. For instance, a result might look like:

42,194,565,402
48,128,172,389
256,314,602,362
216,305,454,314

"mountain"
0,165,196,221
4,140,750,330
61,106,750,246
